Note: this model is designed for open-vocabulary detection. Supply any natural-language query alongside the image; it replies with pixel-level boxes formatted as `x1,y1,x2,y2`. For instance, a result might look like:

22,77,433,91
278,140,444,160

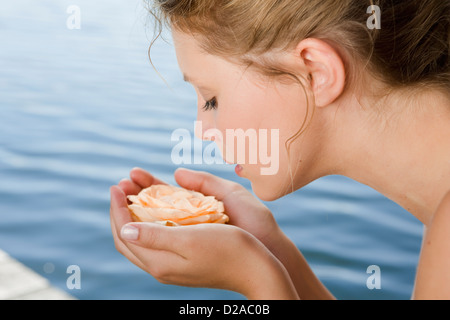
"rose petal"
153,220,179,226
176,213,228,225
127,184,229,226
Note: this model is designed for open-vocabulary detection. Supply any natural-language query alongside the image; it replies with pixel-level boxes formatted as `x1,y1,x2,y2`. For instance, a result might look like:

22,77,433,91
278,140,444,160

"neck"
325,88,450,225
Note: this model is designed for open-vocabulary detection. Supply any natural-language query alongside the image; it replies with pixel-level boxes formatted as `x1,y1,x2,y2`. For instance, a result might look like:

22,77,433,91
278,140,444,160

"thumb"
120,222,182,252
174,167,243,200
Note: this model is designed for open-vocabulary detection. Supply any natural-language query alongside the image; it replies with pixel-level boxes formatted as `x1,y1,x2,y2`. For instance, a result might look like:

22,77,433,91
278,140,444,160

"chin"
249,174,294,202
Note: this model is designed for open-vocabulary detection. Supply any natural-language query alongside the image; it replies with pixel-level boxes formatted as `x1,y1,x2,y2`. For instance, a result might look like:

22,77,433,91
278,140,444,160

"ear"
295,38,346,107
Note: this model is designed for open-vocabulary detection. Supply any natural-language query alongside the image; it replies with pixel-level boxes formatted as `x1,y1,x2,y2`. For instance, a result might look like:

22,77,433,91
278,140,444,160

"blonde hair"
149,0,448,86
147,0,449,192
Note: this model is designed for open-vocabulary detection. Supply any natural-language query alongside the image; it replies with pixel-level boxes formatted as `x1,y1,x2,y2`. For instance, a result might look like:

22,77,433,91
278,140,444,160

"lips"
235,164,243,176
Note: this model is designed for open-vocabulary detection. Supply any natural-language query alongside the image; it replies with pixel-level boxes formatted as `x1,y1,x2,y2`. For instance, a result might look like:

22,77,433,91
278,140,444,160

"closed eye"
203,97,218,111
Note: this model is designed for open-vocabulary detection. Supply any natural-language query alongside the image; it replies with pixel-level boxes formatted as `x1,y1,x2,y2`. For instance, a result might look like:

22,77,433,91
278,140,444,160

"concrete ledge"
0,249,76,300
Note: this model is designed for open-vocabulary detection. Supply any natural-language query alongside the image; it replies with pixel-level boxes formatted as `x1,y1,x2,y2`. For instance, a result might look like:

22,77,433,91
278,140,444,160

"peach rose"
127,184,229,226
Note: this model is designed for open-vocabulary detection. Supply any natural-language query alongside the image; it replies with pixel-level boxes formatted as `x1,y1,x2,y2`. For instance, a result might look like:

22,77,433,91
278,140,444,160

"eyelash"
203,97,218,111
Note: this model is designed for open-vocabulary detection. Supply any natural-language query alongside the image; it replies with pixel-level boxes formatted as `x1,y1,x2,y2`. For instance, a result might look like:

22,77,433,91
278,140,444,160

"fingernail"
121,224,139,241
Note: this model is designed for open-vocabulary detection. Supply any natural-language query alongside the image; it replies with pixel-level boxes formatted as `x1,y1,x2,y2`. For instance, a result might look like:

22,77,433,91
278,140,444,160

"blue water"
0,1,423,300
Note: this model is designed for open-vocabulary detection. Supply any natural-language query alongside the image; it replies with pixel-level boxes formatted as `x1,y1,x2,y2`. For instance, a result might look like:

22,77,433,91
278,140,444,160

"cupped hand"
116,167,281,246
110,181,297,299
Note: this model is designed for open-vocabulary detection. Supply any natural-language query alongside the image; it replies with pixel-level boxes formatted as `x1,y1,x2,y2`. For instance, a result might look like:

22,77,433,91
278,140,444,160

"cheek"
211,85,262,163
209,75,314,201
217,79,307,136
215,81,307,175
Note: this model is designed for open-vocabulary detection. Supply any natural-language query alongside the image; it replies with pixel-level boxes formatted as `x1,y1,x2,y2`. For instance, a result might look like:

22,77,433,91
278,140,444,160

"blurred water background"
0,0,423,300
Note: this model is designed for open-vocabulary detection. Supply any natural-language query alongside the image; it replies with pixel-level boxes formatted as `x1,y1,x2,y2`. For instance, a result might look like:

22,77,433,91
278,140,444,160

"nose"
194,118,217,141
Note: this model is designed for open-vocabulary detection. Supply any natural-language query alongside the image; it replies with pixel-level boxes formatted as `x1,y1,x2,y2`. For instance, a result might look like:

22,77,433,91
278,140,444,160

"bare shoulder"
413,190,450,299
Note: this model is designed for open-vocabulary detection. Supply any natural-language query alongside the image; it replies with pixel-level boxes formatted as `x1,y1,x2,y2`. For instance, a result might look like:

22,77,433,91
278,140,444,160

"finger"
174,167,243,200
112,215,184,281
110,186,146,269
120,222,188,255
118,178,142,196
111,220,147,270
123,245,187,284
129,167,167,188
110,185,133,227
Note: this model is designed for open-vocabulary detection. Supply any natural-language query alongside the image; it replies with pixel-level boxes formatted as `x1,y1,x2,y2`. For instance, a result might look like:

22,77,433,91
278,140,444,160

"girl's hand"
117,167,281,247
110,184,298,299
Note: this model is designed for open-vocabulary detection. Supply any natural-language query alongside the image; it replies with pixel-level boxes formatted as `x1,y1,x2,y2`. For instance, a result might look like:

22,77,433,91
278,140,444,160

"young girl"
110,0,449,299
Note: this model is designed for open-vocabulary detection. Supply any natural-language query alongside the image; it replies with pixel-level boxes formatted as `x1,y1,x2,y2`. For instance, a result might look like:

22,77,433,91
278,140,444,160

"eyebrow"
183,74,210,91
